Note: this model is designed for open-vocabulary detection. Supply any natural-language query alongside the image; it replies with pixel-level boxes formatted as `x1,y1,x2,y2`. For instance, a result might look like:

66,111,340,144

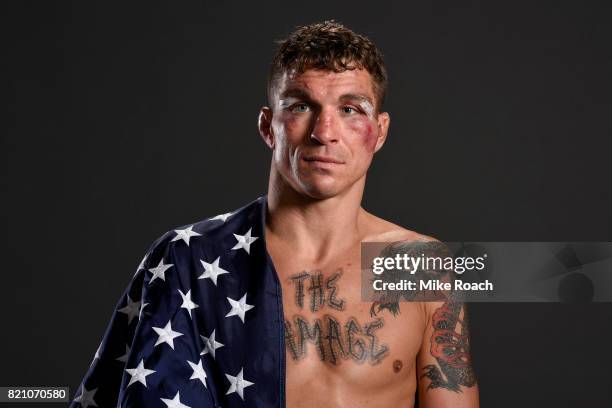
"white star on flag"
198,256,229,286
231,228,258,254
160,391,191,408
178,289,199,318
225,293,254,323
171,225,201,246
74,385,98,408
211,212,232,222
148,259,173,284
200,329,224,359
225,367,254,400
187,359,207,387
152,320,184,350
118,295,141,324
116,343,130,363
125,359,156,387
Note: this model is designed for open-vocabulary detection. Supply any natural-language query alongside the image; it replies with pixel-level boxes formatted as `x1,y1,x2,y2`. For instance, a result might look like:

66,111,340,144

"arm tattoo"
421,301,477,392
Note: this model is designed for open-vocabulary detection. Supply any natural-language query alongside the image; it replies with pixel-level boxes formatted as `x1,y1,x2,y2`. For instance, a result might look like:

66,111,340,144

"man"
71,21,478,408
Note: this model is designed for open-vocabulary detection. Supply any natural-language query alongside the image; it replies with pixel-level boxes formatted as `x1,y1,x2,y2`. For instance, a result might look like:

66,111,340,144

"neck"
265,166,368,262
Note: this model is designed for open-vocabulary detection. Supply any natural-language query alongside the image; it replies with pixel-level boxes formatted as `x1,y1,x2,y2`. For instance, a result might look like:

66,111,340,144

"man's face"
260,68,390,199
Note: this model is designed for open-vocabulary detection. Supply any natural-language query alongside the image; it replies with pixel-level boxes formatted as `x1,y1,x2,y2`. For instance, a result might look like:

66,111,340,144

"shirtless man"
71,20,478,408
258,21,479,407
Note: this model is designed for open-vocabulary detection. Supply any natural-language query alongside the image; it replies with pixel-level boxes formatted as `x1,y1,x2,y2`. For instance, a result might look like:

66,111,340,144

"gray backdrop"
4,1,612,406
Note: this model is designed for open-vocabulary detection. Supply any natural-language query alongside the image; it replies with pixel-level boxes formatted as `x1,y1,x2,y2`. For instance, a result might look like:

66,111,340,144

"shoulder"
141,196,264,269
359,210,439,244
360,211,443,320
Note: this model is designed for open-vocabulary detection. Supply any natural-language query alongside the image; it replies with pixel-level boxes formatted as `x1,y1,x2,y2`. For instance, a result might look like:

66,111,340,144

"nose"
310,107,338,145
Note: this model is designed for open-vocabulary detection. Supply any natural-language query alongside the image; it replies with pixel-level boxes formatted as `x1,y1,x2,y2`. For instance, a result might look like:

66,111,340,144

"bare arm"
416,300,480,407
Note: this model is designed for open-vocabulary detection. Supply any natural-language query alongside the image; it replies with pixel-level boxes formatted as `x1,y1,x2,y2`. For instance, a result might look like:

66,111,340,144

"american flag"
71,196,285,407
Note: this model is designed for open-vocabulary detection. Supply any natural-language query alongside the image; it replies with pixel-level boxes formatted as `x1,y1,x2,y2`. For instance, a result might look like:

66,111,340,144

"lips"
302,155,344,164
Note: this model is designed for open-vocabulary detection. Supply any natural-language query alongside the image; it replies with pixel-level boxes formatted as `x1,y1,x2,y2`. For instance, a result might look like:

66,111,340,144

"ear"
373,112,390,153
258,106,275,149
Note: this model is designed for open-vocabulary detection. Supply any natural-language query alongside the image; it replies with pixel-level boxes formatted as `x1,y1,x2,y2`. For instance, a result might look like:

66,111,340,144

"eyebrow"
279,88,374,106
279,88,311,100
338,93,374,106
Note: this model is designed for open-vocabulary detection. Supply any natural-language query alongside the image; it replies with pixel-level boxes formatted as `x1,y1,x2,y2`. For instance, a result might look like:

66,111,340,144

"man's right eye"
291,103,310,113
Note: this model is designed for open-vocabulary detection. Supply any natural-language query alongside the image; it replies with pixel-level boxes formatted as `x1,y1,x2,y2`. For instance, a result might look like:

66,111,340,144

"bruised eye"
342,106,360,115
291,103,311,113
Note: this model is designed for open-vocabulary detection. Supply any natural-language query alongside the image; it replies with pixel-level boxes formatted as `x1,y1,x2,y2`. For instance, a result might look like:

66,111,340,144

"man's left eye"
342,106,359,114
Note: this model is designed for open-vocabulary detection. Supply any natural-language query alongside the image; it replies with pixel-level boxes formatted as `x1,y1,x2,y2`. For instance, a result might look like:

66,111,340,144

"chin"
298,179,345,200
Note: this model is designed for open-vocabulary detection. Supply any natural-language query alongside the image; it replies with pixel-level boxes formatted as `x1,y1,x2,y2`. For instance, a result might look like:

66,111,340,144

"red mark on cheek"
363,122,378,152
347,118,378,152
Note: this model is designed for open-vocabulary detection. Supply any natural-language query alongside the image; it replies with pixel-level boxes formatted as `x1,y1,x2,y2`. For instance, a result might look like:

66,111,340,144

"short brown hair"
267,20,388,112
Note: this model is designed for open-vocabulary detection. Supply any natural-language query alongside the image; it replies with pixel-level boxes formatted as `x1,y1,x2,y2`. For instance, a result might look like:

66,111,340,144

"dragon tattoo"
421,300,476,392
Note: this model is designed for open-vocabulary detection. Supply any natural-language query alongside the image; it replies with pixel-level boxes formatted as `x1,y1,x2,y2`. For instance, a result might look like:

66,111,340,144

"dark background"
3,1,612,406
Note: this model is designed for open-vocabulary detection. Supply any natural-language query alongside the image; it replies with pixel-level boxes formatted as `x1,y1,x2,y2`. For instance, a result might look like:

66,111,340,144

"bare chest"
269,245,426,404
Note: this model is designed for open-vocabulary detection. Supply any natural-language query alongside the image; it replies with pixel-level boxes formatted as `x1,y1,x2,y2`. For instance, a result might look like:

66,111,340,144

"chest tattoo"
284,269,389,365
